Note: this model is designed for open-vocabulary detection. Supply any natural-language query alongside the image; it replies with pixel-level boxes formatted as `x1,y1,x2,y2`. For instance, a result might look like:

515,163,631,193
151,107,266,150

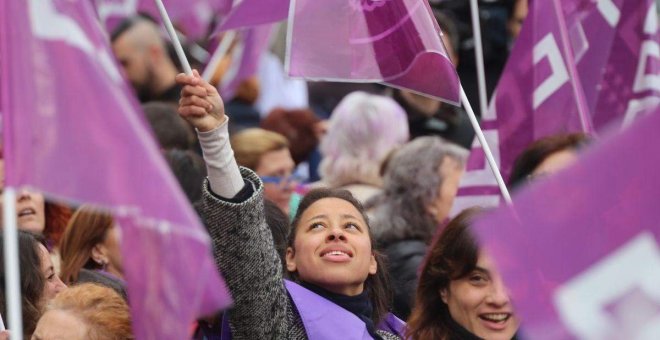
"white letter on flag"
533,33,569,109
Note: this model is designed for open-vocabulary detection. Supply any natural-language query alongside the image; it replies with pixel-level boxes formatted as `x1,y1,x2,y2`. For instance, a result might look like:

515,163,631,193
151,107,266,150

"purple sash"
221,280,406,339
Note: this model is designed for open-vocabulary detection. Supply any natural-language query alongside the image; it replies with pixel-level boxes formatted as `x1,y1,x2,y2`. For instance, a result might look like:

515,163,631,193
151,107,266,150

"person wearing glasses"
230,128,302,217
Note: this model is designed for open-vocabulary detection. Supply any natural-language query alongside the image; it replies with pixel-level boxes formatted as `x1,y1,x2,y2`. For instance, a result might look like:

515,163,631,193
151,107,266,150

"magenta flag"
0,0,231,339
453,0,660,213
473,107,660,339
286,0,460,104
215,0,289,33
220,26,274,99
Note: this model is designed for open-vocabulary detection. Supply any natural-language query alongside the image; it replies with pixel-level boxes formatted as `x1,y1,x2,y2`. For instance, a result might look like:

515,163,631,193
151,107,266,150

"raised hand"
176,69,226,132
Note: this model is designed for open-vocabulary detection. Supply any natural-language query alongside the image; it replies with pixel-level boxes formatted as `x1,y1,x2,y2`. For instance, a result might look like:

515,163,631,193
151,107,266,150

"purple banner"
453,0,660,214
0,0,231,339
286,0,460,104
474,107,660,339
215,0,289,33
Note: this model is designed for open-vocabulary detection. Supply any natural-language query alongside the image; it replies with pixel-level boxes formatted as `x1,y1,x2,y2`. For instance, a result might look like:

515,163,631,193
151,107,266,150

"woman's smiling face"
441,252,519,339
285,197,377,296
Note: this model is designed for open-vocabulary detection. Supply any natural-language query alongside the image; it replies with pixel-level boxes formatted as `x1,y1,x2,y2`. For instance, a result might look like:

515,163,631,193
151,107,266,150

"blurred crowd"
0,0,623,339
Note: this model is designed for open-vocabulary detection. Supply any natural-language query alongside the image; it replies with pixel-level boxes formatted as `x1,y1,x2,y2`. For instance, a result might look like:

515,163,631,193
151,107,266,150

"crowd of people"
0,0,604,339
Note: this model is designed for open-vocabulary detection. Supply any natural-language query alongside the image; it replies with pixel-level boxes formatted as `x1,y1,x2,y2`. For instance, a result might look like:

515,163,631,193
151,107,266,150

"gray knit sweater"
201,167,400,340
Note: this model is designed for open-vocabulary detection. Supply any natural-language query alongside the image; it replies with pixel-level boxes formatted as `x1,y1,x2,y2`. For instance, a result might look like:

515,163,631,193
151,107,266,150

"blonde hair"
230,128,289,170
46,283,134,340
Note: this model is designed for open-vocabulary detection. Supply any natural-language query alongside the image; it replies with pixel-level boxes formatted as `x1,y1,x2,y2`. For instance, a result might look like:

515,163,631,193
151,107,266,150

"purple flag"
220,26,274,99
286,0,460,104
215,0,289,33
0,1,231,339
92,0,226,39
453,0,660,214
473,108,660,339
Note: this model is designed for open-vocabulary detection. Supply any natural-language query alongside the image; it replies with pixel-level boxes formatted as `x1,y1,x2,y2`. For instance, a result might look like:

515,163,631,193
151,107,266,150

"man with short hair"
111,16,181,103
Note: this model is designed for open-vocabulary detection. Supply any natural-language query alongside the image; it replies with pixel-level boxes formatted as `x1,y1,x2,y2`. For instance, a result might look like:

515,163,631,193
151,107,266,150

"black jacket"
383,239,427,320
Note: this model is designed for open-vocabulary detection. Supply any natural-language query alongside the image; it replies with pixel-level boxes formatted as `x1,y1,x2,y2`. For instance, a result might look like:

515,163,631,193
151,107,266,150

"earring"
95,258,108,271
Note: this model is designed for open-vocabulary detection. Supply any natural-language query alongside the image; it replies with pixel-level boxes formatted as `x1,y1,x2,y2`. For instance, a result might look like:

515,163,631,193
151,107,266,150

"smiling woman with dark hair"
407,207,520,340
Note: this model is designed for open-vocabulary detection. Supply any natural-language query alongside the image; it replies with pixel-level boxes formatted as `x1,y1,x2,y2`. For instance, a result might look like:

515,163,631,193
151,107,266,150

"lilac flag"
92,0,227,39
215,0,289,33
452,0,660,214
0,1,231,339
473,108,660,339
220,26,274,99
286,0,460,104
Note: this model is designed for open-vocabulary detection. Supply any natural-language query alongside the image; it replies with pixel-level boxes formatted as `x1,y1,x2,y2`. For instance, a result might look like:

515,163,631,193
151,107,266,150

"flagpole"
551,0,593,133
202,30,237,82
460,87,513,205
153,0,192,75
468,0,489,115
3,188,24,340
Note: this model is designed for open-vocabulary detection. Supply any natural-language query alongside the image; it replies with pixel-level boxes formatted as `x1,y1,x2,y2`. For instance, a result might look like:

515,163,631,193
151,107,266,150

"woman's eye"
469,274,487,284
310,223,324,230
345,223,360,231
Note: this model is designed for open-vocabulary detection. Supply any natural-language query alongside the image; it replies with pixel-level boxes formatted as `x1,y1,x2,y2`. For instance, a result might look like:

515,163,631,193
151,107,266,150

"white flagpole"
3,188,23,340
460,87,513,205
153,0,192,75
468,0,489,116
202,30,237,82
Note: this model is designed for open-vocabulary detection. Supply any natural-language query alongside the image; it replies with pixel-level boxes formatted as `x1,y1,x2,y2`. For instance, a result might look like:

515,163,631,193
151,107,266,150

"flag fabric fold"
453,0,660,214
473,107,660,340
0,0,231,339
215,0,289,33
286,0,461,104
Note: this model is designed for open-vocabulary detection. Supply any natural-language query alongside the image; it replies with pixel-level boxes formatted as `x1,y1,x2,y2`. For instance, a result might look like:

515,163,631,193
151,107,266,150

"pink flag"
453,0,660,213
215,0,289,33
473,107,660,339
286,0,460,104
220,26,274,99
0,1,231,339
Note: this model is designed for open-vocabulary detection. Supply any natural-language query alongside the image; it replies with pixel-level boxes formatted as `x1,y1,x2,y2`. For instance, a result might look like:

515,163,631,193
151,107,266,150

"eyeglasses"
260,174,305,187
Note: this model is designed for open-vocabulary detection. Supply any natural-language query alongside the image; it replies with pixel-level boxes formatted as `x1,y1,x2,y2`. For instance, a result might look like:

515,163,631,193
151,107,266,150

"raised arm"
176,71,294,339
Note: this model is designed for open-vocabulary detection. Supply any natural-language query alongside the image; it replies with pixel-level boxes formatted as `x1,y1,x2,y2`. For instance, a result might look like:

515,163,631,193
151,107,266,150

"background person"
316,92,409,205
59,206,126,299
0,231,67,338
31,283,133,340
368,136,468,319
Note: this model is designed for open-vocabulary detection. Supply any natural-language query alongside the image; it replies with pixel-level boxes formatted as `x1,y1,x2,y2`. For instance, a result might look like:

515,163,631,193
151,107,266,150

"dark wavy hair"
406,207,482,340
0,231,47,337
287,188,392,324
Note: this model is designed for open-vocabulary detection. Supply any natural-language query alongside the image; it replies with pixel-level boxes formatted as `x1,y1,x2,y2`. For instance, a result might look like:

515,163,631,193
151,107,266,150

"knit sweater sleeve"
200,168,293,339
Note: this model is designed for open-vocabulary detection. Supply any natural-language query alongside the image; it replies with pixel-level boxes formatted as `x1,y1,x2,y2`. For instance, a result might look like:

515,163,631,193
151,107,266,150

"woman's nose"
17,190,31,201
486,278,511,306
326,228,346,242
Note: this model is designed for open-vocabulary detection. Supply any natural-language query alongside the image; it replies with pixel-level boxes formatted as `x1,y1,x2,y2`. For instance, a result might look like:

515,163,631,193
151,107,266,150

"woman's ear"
369,253,377,275
285,246,297,272
91,243,107,265
440,288,449,304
